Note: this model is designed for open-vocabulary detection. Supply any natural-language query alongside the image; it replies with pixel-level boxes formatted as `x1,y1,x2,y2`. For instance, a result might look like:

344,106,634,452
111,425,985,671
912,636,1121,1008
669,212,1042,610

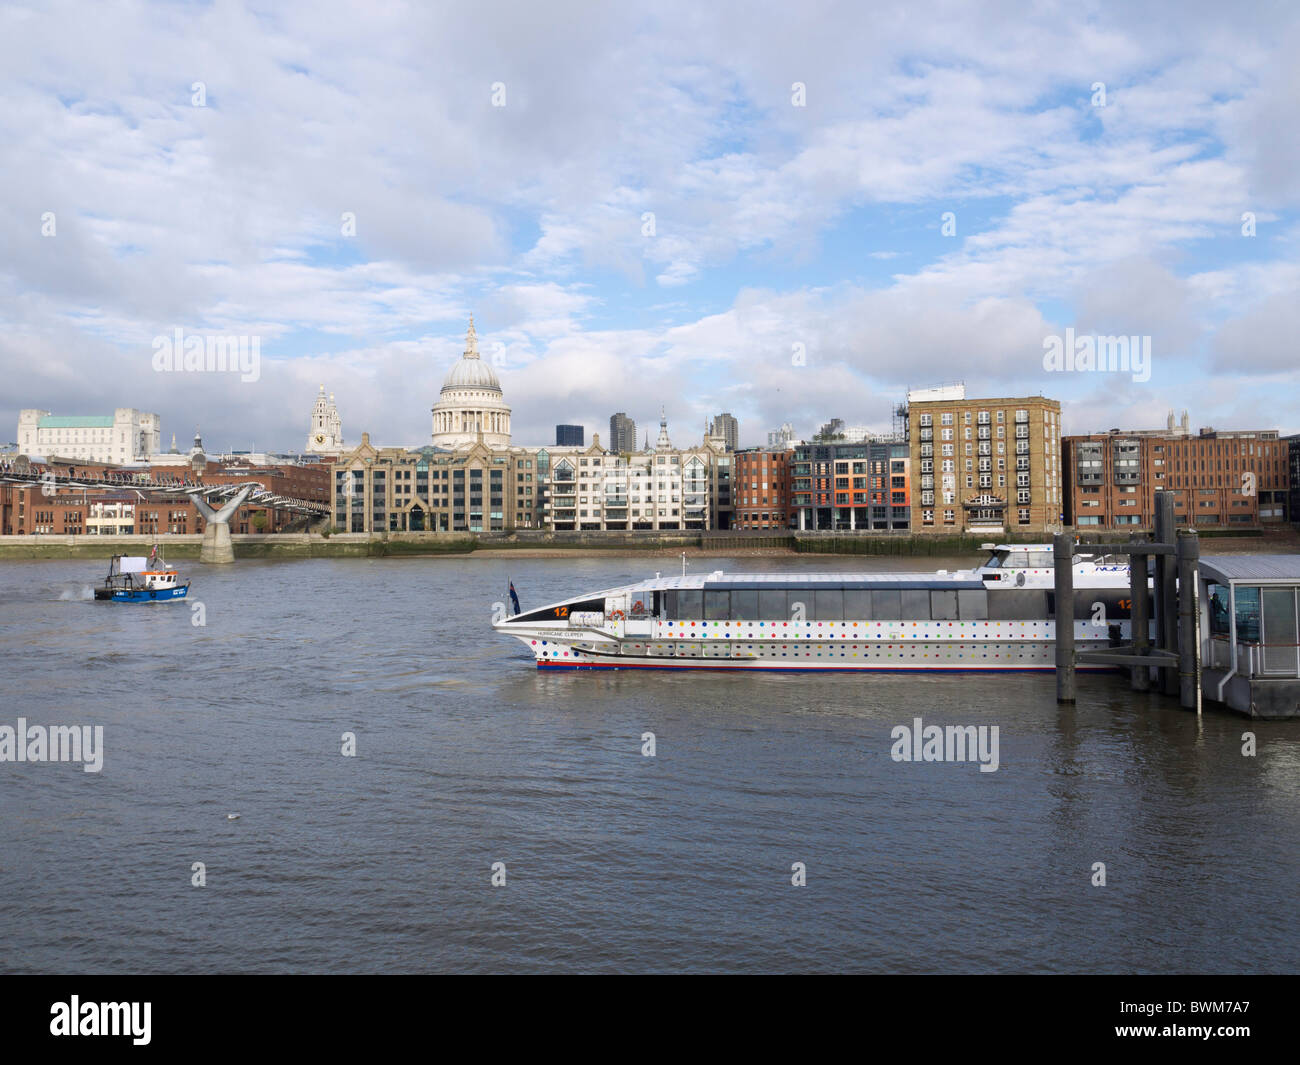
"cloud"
1,0,1297,452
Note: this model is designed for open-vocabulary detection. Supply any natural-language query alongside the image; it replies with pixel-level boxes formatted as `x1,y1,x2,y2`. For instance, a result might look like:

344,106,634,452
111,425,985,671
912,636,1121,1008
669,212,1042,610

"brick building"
1062,418,1288,530
906,386,1062,534
1287,435,1300,524
0,455,328,536
733,448,791,530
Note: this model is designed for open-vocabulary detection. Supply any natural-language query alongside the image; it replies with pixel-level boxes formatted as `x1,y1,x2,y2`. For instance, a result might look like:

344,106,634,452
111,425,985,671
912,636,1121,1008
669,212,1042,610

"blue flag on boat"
508,580,521,615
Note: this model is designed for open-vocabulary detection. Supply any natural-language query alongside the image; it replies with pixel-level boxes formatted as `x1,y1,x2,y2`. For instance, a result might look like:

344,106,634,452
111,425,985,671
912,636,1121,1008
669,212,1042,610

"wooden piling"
1129,535,1150,691
1177,528,1200,711
1154,491,1179,696
1054,532,1075,703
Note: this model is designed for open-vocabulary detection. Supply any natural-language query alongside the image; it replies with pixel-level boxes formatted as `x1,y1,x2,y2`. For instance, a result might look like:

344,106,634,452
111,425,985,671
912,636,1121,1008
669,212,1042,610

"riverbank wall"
0,526,1281,561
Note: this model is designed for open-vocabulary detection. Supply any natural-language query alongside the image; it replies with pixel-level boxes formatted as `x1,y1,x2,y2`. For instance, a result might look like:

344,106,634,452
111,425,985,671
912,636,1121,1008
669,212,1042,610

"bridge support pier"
200,521,235,564
192,485,255,564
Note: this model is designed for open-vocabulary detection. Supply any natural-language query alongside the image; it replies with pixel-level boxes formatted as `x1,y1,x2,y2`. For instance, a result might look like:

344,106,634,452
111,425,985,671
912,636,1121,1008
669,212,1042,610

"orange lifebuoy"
632,600,644,613
610,609,625,620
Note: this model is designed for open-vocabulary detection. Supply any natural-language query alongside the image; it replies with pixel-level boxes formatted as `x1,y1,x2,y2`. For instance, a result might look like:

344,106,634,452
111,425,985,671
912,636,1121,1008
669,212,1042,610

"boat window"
1027,551,1053,568
510,597,605,623
676,589,703,619
813,589,843,621
1261,588,1298,674
844,589,871,620
758,589,787,621
930,590,958,620
731,589,760,620
704,591,729,620
987,590,1050,620
958,590,988,619
1206,582,1230,637
983,552,1002,569
871,589,902,620
901,590,930,620
1234,586,1261,643
1006,552,1030,568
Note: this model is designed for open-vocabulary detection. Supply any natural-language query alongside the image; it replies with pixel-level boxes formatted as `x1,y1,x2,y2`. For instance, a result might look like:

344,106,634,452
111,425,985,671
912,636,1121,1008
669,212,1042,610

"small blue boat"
93,548,190,603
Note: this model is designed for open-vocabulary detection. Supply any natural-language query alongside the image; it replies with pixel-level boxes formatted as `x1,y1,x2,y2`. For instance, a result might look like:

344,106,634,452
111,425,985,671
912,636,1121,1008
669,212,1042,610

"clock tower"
306,385,343,453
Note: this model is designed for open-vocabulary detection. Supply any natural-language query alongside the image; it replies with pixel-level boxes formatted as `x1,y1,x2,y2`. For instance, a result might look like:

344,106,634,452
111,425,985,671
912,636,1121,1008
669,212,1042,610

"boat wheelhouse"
93,552,191,603
494,544,1148,672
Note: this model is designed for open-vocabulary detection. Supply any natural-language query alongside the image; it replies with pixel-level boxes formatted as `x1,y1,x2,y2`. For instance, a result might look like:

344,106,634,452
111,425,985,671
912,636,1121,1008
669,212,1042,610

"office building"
1063,415,1288,529
708,412,739,451
609,412,637,454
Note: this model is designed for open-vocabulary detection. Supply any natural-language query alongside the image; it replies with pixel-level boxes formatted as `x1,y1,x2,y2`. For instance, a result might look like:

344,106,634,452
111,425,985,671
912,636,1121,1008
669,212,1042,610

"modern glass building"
790,439,911,531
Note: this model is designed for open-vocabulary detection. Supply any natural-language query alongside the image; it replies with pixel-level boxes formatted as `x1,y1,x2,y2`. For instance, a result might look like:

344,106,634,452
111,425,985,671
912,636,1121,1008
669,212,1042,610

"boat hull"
510,621,1133,673
539,659,1118,673
94,585,190,603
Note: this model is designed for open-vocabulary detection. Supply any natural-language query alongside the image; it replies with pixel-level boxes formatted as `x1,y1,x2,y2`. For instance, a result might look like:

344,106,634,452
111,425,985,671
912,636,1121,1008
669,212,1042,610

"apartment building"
906,385,1063,534
331,434,543,533
790,439,911,531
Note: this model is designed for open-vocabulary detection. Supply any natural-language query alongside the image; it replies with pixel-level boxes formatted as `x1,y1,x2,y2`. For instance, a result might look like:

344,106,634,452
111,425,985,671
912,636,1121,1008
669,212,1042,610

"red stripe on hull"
536,661,1118,674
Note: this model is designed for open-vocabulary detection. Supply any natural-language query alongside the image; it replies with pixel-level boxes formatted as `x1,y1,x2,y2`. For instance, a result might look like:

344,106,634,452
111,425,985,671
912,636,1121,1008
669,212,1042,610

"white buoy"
226,813,240,821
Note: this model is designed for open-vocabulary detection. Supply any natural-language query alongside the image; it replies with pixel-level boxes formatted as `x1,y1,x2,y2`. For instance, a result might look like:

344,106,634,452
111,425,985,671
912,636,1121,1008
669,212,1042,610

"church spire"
655,406,672,451
464,315,479,360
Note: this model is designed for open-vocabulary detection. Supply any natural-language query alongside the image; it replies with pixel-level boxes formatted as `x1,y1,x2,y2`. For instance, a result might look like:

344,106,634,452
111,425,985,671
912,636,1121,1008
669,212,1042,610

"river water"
1,555,1297,973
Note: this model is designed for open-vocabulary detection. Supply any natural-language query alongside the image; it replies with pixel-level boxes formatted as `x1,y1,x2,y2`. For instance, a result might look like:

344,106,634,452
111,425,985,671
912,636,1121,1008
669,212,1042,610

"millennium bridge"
0,466,330,562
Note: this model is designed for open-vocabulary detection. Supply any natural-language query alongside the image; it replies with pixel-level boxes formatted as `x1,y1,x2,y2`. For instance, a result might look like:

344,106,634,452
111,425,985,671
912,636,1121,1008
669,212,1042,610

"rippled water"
1,555,1298,973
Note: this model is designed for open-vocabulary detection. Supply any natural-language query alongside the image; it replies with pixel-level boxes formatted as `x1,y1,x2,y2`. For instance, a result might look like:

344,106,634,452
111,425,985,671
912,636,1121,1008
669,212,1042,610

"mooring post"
1154,491,1179,696
1177,528,1200,711
1054,532,1075,703
1129,535,1150,692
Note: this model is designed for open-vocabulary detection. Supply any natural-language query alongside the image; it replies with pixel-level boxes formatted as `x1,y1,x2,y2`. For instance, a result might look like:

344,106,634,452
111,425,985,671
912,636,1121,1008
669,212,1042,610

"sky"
1,0,1297,454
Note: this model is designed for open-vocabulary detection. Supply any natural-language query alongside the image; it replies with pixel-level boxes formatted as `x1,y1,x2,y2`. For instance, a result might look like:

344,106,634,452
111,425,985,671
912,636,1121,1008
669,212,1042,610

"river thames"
1,555,1298,973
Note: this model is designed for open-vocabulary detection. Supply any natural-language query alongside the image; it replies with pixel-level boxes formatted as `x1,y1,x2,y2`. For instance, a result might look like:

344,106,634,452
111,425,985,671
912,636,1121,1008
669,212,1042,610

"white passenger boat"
493,544,1147,672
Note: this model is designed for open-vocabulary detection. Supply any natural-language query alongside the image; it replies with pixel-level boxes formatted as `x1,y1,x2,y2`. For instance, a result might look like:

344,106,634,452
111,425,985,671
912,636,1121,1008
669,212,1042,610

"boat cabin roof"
1200,555,1300,585
614,571,986,593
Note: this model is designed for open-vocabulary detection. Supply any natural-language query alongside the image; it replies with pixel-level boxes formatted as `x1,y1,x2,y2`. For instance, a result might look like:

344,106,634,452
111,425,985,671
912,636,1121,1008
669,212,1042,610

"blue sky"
1,0,1297,453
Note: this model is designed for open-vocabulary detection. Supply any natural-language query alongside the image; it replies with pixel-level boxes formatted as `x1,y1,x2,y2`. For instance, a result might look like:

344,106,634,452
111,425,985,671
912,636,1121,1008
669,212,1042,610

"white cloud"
1,0,1297,451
